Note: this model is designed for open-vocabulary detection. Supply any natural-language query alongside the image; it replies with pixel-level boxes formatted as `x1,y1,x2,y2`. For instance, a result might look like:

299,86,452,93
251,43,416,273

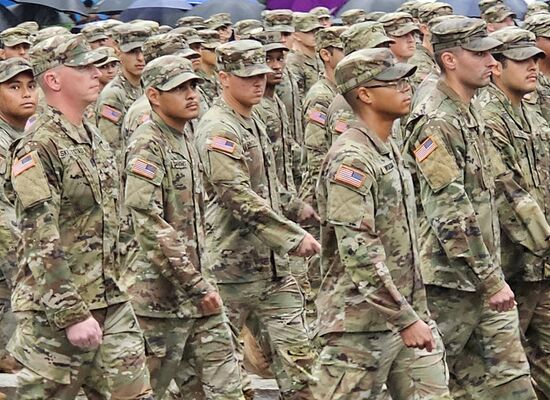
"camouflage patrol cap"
428,14,466,29
81,23,108,43
33,26,70,45
431,17,501,53
101,19,123,31
0,27,32,47
234,19,264,38
335,48,416,94
490,27,545,61
158,25,172,34
199,29,221,50
0,57,33,83
263,10,294,33
294,12,323,33
315,26,346,50
31,34,106,75
340,9,367,26
172,27,205,45
310,6,331,19
113,23,150,52
16,21,39,34
176,16,207,30
249,31,288,52
379,12,420,37
142,55,202,90
206,13,232,30
417,2,453,24
365,11,386,21
94,46,119,67
528,2,550,14
341,21,395,56
132,20,160,34
397,1,422,19
216,39,272,77
482,4,516,23
524,12,550,38
142,33,199,63
479,0,503,14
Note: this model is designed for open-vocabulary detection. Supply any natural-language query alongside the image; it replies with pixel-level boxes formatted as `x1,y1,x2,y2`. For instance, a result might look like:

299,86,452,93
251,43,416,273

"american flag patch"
210,136,236,154
131,159,157,179
414,136,438,162
335,119,348,134
12,154,35,177
334,165,366,188
101,105,122,123
309,109,327,126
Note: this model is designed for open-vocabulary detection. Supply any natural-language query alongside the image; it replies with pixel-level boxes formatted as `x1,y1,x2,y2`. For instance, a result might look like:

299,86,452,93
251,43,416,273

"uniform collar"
350,118,391,155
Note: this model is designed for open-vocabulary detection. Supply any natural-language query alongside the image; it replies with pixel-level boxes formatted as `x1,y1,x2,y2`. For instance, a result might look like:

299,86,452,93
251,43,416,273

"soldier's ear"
0,49,5,60
440,51,457,71
42,69,61,92
492,59,503,78
145,87,160,107
357,87,373,105
218,71,230,87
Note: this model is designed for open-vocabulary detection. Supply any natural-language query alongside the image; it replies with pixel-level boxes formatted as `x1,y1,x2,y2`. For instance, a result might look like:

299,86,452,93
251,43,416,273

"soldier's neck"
122,68,141,87
201,63,217,76
494,79,523,109
0,111,26,131
264,84,275,98
422,37,433,55
324,67,336,84
293,42,315,58
358,109,393,142
443,74,475,104
46,97,85,126
222,91,253,118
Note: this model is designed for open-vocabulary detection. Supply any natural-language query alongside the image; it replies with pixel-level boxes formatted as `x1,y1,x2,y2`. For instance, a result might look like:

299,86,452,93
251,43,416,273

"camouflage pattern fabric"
408,44,439,89
285,51,323,101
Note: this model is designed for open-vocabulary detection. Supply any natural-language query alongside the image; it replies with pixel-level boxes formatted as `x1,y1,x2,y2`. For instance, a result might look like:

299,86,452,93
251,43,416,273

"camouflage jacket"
195,97,307,283
404,80,505,296
408,44,439,89
316,120,429,335
196,69,219,105
6,106,126,329
326,94,355,147
479,83,550,282
286,50,323,101
276,70,304,146
524,72,550,126
122,112,215,319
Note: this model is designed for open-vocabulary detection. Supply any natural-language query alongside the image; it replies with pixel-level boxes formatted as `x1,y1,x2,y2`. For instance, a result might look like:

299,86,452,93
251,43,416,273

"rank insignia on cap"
334,164,366,188
210,136,236,154
101,105,122,123
309,109,327,126
12,153,35,177
131,158,158,179
414,136,437,162
335,119,348,134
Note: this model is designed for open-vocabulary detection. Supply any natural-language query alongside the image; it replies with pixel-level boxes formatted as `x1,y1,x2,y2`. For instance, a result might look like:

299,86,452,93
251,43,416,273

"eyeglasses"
364,78,411,93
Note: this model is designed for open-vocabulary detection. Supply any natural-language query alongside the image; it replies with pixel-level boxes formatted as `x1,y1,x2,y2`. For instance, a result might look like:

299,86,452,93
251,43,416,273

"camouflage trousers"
218,275,317,399
8,301,153,400
427,285,536,400
310,320,451,400
0,280,16,368
138,312,244,400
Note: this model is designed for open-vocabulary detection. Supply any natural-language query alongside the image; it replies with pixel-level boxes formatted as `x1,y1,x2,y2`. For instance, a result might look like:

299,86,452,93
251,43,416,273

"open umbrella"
8,4,72,26
336,0,406,15
11,0,89,15
185,0,265,23
95,0,135,14
120,0,192,26
443,0,527,18
0,5,18,30
267,0,346,12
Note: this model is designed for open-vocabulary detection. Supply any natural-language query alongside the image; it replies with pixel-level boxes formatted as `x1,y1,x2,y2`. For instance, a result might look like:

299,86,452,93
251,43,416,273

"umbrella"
120,0,192,26
336,0,406,15
95,0,135,14
444,0,527,18
267,0,346,12
11,0,90,15
185,0,265,23
0,5,18,30
8,4,72,26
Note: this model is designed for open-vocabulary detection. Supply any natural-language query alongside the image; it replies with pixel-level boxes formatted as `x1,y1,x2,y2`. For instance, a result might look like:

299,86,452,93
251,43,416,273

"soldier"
234,19,263,40
81,23,110,49
197,30,221,105
263,9,295,46
478,26,550,398
95,23,149,164
479,0,503,14
96,46,119,92
404,18,537,399
6,34,153,400
380,12,421,64
15,22,38,35
172,26,205,57
33,26,70,45
310,6,332,28
177,16,207,30
314,46,451,400
397,0,422,22
206,13,233,44
0,28,32,60
527,2,550,18
340,9,367,26
482,4,516,33
195,40,320,400
122,55,244,400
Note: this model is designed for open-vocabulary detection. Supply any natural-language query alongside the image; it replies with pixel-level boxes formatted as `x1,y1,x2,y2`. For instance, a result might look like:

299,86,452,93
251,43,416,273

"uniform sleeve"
95,93,125,156
326,162,420,331
10,144,91,329
124,137,214,299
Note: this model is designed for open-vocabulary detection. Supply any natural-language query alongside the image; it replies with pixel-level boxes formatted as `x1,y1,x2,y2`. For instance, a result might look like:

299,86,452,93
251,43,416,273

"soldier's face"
494,56,540,95
366,79,412,118
58,64,102,106
319,17,331,28
201,48,217,66
295,31,316,49
222,72,266,107
454,49,496,89
0,71,37,119
98,61,119,86
488,17,515,33
217,25,233,43
389,32,417,62
90,38,109,50
266,50,285,85
154,80,200,122
2,43,30,60
119,47,145,78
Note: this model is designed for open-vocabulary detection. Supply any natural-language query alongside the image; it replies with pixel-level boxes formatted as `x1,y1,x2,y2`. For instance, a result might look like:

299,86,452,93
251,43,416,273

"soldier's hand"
488,283,516,312
199,292,222,315
66,316,103,349
298,203,320,224
291,233,321,258
399,320,435,352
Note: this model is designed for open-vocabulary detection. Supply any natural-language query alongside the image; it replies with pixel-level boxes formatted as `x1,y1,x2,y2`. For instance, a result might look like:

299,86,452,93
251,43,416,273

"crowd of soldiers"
2,0,550,399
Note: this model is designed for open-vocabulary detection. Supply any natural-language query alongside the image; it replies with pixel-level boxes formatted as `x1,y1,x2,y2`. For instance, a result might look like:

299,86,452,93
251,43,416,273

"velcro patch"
25,115,37,131
309,109,327,126
209,136,236,154
334,165,366,188
414,136,437,162
101,105,122,123
140,113,151,124
131,158,158,179
12,153,35,177
334,119,348,134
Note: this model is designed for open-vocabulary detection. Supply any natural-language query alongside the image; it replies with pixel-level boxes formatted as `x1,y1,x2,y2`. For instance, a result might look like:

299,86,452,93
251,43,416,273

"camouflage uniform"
479,0,503,14
408,44,439,89
197,30,221,105
340,9,367,26
404,19,536,400
195,40,316,399
6,36,152,400
0,27,32,57
122,56,244,400
313,48,450,400
81,24,109,47
234,19,263,39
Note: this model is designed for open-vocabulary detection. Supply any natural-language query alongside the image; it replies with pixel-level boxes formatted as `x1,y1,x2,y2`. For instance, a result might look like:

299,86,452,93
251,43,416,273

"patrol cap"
0,57,33,83
340,9,367,26
31,34,107,76
335,47,416,94
490,27,545,61
310,6,331,19
234,19,264,38
397,1,422,19
172,27,205,45
206,13,232,30
0,27,32,47
113,23,150,52
528,2,550,14
482,4,516,23
216,39,272,77
428,14,466,29
81,23,108,43
142,33,198,63
33,26,70,45
341,21,395,55
365,11,386,21
379,12,420,37
249,31,288,52
524,13,550,38
142,55,202,90
479,0,503,14
431,17,501,53
199,29,221,50
16,21,39,34
132,20,160,34
158,25,172,34
177,16,207,30
101,19,123,33
94,46,119,67
263,10,295,33
417,2,453,24
315,26,346,50
293,12,323,33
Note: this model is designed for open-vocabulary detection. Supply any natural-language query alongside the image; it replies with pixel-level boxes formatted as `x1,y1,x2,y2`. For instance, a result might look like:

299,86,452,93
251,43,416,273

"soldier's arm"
124,135,215,298
0,153,19,287
95,91,125,155
411,118,506,297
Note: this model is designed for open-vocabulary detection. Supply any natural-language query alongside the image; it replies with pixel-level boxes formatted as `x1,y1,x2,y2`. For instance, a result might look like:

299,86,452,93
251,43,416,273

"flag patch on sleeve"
101,105,122,123
12,153,35,177
309,109,327,126
210,136,236,154
131,159,157,179
334,119,348,134
334,165,366,188
414,136,438,162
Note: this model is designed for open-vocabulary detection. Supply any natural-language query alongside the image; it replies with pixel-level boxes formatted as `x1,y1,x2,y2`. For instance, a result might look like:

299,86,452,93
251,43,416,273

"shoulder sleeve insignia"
334,119,349,134
101,105,123,123
308,109,327,126
209,136,236,154
334,164,366,188
24,115,37,131
131,158,158,179
414,136,438,162
140,113,151,124
12,153,36,177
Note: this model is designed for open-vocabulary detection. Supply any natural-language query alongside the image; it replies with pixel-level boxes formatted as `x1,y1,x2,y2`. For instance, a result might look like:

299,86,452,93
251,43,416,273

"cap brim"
66,50,107,67
390,24,420,37
88,35,109,42
462,36,502,52
301,25,323,32
266,26,295,33
187,38,205,44
501,46,546,61
157,71,203,90
374,62,417,81
96,56,119,67
231,63,273,77
3,39,31,47
178,48,201,58
202,42,221,49
120,41,146,52
0,65,33,83
265,43,288,52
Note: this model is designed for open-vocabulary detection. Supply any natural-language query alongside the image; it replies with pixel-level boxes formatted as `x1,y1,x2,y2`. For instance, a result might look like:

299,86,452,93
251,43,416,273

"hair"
434,47,461,72
492,52,509,67
343,87,362,113
318,46,338,65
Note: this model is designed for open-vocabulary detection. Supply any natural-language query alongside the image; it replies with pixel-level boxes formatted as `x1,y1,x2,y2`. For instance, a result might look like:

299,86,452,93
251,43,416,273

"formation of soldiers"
3,0,550,399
